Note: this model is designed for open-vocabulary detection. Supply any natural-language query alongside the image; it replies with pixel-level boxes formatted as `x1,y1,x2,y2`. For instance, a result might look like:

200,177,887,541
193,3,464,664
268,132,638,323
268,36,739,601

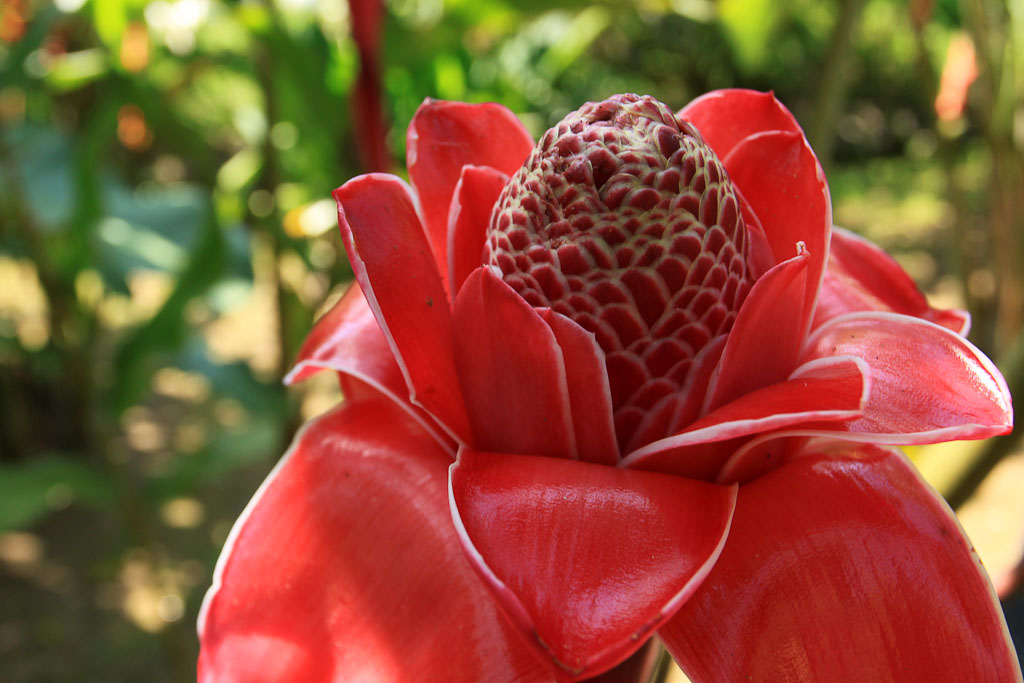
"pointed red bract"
538,309,620,466
733,188,775,279
448,165,510,300
678,89,805,160
452,268,576,458
622,355,868,479
814,226,970,334
705,253,809,411
450,449,737,681
408,100,534,283
666,335,729,433
803,311,1013,443
659,442,1022,682
198,401,551,683
723,129,831,332
335,174,471,443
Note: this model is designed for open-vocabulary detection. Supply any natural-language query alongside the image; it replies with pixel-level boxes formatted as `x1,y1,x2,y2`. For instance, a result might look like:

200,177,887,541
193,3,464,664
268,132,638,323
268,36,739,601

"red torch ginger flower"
198,91,1021,682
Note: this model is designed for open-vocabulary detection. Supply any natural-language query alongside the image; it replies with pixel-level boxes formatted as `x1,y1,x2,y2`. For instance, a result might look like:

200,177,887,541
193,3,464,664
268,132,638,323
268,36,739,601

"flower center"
484,94,754,452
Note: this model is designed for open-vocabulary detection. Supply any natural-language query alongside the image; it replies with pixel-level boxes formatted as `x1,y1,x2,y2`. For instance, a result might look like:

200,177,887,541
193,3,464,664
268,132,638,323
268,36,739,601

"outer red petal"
620,355,868,480
723,129,831,335
678,89,805,161
335,174,470,443
198,400,551,683
705,252,809,411
814,226,970,334
660,442,1022,683
407,99,534,284
447,165,510,300
452,267,576,458
449,449,737,681
802,311,1013,443
284,283,453,450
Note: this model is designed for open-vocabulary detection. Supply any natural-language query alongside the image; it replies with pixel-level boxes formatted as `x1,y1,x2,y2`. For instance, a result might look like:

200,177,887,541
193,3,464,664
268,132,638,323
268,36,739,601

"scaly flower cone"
486,94,756,452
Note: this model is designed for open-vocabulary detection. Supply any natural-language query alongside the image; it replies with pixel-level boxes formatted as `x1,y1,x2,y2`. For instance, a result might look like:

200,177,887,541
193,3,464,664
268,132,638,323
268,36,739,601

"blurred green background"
1,0,1023,679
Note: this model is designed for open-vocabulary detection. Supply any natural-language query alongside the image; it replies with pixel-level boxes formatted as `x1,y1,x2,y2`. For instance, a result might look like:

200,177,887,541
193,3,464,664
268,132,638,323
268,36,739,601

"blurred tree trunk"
942,0,1024,507
961,0,1024,356
808,0,866,170
0,123,98,460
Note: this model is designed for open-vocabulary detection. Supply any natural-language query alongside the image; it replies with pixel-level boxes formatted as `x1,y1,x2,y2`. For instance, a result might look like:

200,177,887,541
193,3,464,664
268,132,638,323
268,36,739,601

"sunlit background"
1,0,1022,679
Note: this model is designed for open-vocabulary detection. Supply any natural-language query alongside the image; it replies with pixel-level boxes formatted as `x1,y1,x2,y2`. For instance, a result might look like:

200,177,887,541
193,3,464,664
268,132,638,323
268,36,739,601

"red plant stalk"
348,0,391,172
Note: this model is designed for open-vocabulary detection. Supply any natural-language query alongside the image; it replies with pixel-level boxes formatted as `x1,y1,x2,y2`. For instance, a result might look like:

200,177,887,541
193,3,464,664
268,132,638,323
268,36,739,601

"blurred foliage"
1,0,1022,679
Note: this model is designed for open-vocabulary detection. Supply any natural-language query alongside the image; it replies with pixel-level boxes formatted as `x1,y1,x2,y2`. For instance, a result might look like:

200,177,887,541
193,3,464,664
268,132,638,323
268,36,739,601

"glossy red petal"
677,89,804,160
621,356,868,479
452,267,576,458
450,449,737,680
335,173,470,443
723,129,831,333
284,283,452,449
408,99,534,283
660,443,1022,682
803,311,1013,443
448,165,510,300
198,400,551,683
704,252,809,412
538,309,620,466
814,226,970,334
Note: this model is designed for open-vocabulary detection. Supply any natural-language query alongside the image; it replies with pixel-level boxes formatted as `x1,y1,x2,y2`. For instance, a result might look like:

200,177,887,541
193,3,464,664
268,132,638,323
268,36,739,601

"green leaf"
537,6,612,79
44,49,111,92
718,0,783,73
175,337,283,415
0,124,76,233
112,211,227,412
0,457,116,531
91,0,129,48
92,181,209,289
145,421,281,500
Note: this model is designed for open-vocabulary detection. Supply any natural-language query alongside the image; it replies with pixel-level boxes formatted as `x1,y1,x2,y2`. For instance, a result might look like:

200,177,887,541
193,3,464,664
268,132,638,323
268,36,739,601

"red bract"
198,91,1021,682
